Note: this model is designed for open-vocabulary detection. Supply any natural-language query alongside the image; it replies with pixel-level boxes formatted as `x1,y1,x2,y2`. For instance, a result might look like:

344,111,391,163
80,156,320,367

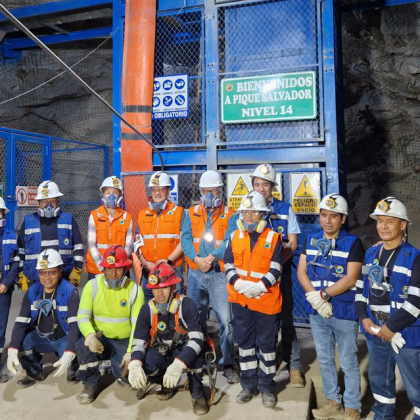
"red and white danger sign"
16,186,38,207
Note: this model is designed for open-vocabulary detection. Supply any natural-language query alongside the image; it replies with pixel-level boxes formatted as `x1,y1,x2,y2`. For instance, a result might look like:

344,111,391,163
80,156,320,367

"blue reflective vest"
1,228,18,277
306,229,359,321
28,279,76,334
23,212,74,282
268,197,290,240
361,242,420,348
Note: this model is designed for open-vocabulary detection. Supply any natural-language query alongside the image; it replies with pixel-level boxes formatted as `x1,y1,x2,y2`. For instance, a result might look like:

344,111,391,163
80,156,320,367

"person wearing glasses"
297,194,364,420
181,170,239,384
136,171,184,302
7,249,80,388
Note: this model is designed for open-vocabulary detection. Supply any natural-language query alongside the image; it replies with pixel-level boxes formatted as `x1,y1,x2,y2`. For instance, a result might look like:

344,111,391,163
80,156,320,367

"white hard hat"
250,164,278,186
36,249,63,270
0,197,9,214
100,176,123,192
148,172,171,188
370,197,411,224
320,194,348,215
238,191,270,212
35,181,64,200
199,170,223,188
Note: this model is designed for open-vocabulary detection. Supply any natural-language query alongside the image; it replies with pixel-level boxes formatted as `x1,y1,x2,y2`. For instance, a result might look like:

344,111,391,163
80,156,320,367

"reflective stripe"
391,301,404,310
270,262,281,271
188,331,205,341
260,363,277,375
132,338,148,349
97,244,109,249
91,278,98,300
129,285,139,307
41,239,59,247
239,348,255,357
402,301,420,318
250,271,264,279
78,308,92,316
16,316,31,323
59,250,72,255
93,315,129,323
57,306,68,311
25,254,39,261
226,271,237,282
356,280,364,289
79,361,100,371
193,238,200,243
306,249,319,256
73,244,84,251
224,263,235,271
240,361,258,371
370,304,390,313
2,239,16,245
142,235,155,240
194,205,199,212
57,224,72,230
20,349,33,356
4,264,10,271
393,265,411,277
19,248,25,253
415,407,420,416
157,234,180,239
265,272,277,284
408,286,420,297
260,350,276,361
67,316,78,323
187,367,203,374
30,305,37,311
332,250,349,258
236,268,248,277
266,230,275,244
373,393,395,404
311,280,321,288
25,228,40,235
186,340,202,355
130,317,138,325
74,256,84,262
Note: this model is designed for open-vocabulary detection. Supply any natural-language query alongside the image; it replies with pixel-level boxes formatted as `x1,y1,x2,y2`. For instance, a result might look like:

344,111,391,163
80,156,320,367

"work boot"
117,376,131,388
236,388,258,404
67,370,79,385
17,373,44,389
312,399,344,420
156,386,175,401
77,385,98,404
261,392,277,408
0,373,9,383
289,369,305,388
192,397,210,415
223,365,240,384
345,408,361,420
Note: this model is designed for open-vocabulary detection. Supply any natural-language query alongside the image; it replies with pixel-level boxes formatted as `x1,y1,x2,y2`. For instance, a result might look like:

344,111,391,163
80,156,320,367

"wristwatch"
167,259,174,267
320,290,331,302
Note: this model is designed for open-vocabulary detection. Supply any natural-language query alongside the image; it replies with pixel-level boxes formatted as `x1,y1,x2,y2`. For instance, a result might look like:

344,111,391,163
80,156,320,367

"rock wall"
342,3,420,247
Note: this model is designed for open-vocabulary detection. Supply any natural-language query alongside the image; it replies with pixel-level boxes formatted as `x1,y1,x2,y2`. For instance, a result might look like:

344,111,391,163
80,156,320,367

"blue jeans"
142,266,185,303
187,268,235,366
310,314,361,410
0,292,12,371
19,329,68,378
366,334,420,420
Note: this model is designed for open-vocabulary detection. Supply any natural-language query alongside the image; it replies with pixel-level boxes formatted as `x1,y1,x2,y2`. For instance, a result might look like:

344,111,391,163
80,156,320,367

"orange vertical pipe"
121,0,156,226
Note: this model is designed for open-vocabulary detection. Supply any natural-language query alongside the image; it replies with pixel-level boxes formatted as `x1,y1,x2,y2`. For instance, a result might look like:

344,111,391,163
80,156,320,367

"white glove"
163,358,186,388
53,351,76,377
306,290,325,310
128,360,147,389
85,331,104,354
241,281,267,299
317,302,333,319
134,234,144,254
391,332,406,354
233,279,250,293
7,348,20,375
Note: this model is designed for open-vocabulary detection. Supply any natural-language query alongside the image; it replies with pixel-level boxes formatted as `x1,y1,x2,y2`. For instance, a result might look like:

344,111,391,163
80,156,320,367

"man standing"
251,163,303,387
7,249,80,387
181,170,239,383
17,180,84,290
297,194,364,420
355,197,420,420
136,171,184,301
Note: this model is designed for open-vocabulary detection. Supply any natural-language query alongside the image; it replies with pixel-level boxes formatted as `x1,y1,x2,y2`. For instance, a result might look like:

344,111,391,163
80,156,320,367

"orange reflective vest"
185,204,235,271
227,228,282,315
137,201,183,266
86,206,133,274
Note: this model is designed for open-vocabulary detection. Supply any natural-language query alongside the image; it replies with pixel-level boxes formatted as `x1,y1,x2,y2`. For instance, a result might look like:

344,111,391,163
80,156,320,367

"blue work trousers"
0,292,12,371
19,329,68,378
187,268,235,366
232,303,280,394
366,333,420,420
144,346,205,399
75,335,128,386
310,314,361,410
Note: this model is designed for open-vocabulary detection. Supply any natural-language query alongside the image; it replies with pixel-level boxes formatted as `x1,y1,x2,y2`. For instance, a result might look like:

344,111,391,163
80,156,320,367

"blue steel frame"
0,127,109,231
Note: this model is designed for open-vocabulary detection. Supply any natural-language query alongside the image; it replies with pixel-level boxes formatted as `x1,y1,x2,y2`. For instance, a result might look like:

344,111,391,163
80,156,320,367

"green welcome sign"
221,71,317,124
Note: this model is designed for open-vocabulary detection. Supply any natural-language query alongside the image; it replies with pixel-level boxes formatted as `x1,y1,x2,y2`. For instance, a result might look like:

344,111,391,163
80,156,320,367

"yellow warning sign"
231,177,249,196
291,173,320,214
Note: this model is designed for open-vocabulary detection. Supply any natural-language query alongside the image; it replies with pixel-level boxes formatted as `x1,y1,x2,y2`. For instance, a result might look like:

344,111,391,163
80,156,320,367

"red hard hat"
146,262,181,289
100,245,132,268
